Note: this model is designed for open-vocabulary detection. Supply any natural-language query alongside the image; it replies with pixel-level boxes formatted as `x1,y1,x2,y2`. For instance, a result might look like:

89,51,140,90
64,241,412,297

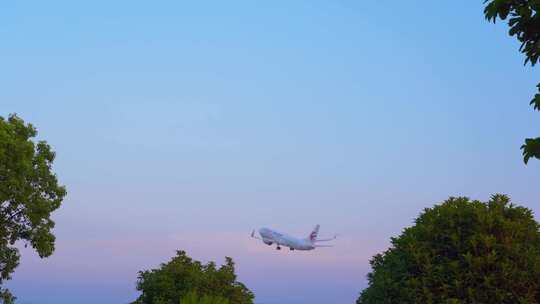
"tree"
484,0,540,163
131,250,254,304
180,291,230,304
357,195,540,304
0,114,67,303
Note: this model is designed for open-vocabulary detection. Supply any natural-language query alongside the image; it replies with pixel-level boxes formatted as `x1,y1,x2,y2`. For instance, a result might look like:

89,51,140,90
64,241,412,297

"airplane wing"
315,234,337,242
251,230,262,240
314,244,333,247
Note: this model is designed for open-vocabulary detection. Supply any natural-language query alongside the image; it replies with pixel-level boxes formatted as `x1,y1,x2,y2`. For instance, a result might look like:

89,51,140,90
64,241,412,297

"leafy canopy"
357,195,540,304
131,250,254,304
0,114,66,303
484,0,540,163
180,291,230,304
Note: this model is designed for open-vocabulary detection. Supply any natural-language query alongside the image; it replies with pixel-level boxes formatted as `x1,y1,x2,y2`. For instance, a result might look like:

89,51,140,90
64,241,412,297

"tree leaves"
357,195,540,304
484,1,540,163
530,83,540,111
484,0,512,22
180,291,230,304
0,113,66,300
521,137,540,164
131,250,254,304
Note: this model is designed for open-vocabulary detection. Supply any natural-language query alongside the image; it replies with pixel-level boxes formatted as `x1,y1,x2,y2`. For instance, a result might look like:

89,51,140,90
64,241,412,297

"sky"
1,1,540,303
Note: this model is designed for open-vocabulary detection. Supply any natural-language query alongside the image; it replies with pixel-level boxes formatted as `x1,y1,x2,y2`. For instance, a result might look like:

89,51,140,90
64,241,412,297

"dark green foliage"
484,0,540,163
530,83,540,111
180,291,230,304
484,0,540,65
131,250,254,304
0,114,66,302
522,137,540,164
357,195,540,304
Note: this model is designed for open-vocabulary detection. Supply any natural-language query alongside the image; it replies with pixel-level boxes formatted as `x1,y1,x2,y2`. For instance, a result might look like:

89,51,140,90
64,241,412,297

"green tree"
0,114,67,303
180,291,230,304
484,0,540,163
131,250,254,304
357,195,540,304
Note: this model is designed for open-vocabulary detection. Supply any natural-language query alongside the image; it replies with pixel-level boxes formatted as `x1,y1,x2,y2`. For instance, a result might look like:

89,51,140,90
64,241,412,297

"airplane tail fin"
308,224,320,243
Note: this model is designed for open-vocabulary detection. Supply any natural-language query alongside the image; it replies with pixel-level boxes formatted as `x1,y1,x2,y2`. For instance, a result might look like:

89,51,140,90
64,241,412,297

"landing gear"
276,246,281,250
289,247,294,251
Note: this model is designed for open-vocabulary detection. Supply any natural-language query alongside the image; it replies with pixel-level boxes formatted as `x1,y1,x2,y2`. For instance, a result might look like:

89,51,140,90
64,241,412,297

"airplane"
250,225,336,251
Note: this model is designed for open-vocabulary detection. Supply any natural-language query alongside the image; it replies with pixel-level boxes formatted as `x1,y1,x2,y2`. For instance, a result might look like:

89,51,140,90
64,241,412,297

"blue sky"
1,1,540,303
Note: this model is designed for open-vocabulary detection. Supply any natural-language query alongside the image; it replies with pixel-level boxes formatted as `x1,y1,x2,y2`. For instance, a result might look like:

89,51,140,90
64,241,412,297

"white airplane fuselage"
258,227,315,251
